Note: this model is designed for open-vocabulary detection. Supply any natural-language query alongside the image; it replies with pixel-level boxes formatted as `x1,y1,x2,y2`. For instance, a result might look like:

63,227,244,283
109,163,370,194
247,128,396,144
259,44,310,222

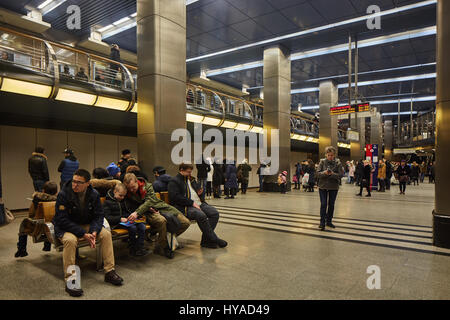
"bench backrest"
36,201,56,223
159,191,169,204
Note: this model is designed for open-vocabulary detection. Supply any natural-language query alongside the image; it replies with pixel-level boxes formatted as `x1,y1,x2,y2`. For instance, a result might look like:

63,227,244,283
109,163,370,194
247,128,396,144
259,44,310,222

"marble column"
319,80,338,157
137,0,187,177
433,0,450,248
263,45,291,190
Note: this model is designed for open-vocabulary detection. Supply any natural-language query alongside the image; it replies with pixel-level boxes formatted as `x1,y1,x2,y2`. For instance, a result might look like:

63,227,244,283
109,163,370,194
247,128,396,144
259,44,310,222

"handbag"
0,203,15,226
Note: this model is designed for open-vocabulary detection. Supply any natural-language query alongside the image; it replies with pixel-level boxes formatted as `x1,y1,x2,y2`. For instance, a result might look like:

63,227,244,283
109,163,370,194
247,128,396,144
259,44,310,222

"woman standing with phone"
316,146,344,231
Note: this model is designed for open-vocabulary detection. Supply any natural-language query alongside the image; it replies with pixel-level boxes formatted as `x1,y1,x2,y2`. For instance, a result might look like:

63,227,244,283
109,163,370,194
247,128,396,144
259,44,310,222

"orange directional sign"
330,103,370,115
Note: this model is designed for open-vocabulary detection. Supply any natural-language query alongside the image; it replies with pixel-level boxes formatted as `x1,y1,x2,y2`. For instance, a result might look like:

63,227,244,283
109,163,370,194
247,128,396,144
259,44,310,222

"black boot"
15,235,28,258
42,240,51,252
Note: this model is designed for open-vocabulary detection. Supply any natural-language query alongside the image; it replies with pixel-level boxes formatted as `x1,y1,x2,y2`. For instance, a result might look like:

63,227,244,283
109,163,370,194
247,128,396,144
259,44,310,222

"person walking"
28,146,50,192
305,160,315,192
212,160,224,198
348,161,355,184
316,146,344,231
377,160,386,192
419,161,427,183
395,159,411,194
385,160,393,190
294,162,302,189
206,158,214,200
429,162,435,183
237,159,252,194
224,160,238,199
356,160,372,197
410,162,420,186
57,148,79,190
257,163,267,192
355,159,364,186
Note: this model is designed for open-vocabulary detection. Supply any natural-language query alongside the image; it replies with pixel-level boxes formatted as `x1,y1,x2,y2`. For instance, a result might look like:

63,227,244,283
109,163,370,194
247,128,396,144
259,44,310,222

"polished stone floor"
1,181,449,300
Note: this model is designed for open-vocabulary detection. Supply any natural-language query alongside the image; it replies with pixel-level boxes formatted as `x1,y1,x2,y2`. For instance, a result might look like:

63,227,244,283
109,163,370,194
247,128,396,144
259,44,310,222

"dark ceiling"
0,0,438,117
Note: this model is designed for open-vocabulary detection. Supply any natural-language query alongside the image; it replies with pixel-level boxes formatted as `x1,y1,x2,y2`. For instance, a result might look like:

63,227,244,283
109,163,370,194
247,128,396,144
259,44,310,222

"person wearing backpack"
237,159,252,195
28,146,50,192
58,148,79,190
316,146,344,231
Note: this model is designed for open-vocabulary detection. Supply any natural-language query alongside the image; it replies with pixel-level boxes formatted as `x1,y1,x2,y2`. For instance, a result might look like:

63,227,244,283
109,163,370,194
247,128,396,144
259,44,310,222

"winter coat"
58,156,79,183
110,47,121,70
124,177,180,217
28,152,49,181
362,165,372,181
411,165,420,178
377,164,386,179
53,181,104,239
316,158,344,190
196,161,211,179
153,174,172,193
90,178,120,198
207,164,214,182
168,173,203,215
295,164,302,177
305,166,315,184
237,163,252,183
103,189,130,229
212,163,224,187
349,165,355,177
396,165,411,178
386,161,393,178
225,164,238,189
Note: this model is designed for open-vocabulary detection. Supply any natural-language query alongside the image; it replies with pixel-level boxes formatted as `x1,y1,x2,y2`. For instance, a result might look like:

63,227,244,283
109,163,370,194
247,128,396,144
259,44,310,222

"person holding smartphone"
316,146,344,231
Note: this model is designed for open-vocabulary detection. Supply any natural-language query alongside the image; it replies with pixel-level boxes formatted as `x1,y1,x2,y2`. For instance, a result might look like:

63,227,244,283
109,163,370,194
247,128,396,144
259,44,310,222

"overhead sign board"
330,103,371,116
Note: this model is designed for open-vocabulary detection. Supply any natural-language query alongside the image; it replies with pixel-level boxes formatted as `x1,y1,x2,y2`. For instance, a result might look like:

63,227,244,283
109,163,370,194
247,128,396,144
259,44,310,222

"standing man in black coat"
28,146,50,192
356,160,372,197
385,160,393,190
109,44,121,86
196,156,210,198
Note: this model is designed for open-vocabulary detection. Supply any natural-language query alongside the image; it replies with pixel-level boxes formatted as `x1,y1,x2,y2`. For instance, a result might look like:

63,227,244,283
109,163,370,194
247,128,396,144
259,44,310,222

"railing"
393,111,435,147
0,26,137,110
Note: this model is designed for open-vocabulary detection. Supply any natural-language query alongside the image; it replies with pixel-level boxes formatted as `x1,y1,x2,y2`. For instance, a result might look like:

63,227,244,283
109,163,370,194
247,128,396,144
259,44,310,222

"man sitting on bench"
53,169,124,297
122,173,190,259
168,163,227,249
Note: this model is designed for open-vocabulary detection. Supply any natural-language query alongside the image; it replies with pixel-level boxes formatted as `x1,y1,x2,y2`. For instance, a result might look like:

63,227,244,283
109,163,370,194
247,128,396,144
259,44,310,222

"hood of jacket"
157,174,172,184
31,152,47,160
90,178,119,191
32,191,57,202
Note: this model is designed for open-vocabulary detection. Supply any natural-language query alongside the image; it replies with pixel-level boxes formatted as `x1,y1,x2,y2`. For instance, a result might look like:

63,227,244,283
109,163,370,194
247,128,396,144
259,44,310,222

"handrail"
0,25,137,71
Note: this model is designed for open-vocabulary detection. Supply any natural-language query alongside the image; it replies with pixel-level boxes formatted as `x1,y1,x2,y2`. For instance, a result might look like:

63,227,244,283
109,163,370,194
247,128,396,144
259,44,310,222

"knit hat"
106,162,120,177
282,171,288,176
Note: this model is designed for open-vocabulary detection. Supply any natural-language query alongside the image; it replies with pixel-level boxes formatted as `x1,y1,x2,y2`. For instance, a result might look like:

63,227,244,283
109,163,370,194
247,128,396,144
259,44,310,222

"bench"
32,191,192,270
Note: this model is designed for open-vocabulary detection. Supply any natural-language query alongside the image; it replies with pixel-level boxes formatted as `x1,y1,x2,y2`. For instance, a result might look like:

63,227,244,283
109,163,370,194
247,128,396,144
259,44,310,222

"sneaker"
104,270,123,286
42,242,51,252
65,285,83,297
326,223,336,229
217,239,228,248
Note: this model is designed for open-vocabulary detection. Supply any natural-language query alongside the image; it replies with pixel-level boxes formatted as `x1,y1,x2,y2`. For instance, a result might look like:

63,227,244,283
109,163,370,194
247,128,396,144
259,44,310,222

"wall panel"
1,126,36,209
36,129,68,186
67,132,95,177
94,134,119,169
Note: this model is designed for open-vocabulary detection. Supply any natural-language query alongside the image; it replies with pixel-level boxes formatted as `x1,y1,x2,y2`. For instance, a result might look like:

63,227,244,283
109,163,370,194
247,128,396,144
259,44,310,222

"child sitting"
104,183,148,256
278,171,288,194
15,181,58,258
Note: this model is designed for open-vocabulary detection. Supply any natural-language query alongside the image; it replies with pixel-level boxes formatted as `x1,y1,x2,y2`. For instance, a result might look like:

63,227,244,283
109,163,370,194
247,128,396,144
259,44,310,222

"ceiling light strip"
206,26,436,76
188,0,437,63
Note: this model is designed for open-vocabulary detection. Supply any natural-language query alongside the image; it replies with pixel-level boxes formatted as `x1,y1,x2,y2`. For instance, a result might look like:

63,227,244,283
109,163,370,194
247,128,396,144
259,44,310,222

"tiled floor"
1,181,449,299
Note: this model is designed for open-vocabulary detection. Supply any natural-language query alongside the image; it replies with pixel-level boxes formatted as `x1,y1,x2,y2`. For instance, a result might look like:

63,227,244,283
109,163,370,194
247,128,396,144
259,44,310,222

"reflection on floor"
1,182,449,300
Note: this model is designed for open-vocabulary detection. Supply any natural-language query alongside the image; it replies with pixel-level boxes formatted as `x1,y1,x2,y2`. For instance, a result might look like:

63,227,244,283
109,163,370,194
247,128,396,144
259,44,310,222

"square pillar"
263,45,291,188
319,80,338,156
137,0,187,176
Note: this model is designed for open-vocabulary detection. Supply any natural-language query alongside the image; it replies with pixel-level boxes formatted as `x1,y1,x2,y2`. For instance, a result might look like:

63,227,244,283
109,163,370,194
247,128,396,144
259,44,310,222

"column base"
263,182,291,192
432,211,450,249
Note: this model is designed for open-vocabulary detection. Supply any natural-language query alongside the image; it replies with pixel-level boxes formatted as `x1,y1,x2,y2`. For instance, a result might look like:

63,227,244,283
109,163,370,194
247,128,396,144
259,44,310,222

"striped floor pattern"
214,205,450,257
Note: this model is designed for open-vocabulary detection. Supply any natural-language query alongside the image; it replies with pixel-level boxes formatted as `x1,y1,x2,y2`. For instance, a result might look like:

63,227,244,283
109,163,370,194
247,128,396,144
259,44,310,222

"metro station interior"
0,0,449,301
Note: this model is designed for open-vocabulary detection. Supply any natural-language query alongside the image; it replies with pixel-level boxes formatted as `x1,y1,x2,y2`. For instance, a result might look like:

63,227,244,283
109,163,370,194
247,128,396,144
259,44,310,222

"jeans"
119,222,146,249
33,180,46,192
386,177,391,190
199,178,207,196
186,203,220,243
258,175,264,191
420,173,425,183
399,181,407,193
319,189,338,226
378,179,385,191
206,181,212,197
241,180,249,194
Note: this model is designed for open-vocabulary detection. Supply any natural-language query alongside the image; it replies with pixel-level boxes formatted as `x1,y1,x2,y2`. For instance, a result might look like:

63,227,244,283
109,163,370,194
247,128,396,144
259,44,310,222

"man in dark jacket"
356,160,372,197
28,147,50,192
257,163,267,192
53,169,123,297
152,166,172,193
196,157,210,197
118,149,132,172
168,163,227,249
385,160,393,190
58,148,79,190
396,159,412,194
110,44,121,86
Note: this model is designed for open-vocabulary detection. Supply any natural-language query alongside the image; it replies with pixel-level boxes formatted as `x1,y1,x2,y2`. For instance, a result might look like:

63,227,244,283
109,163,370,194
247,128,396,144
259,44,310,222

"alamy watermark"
171,124,280,175
366,265,381,290
367,5,382,30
